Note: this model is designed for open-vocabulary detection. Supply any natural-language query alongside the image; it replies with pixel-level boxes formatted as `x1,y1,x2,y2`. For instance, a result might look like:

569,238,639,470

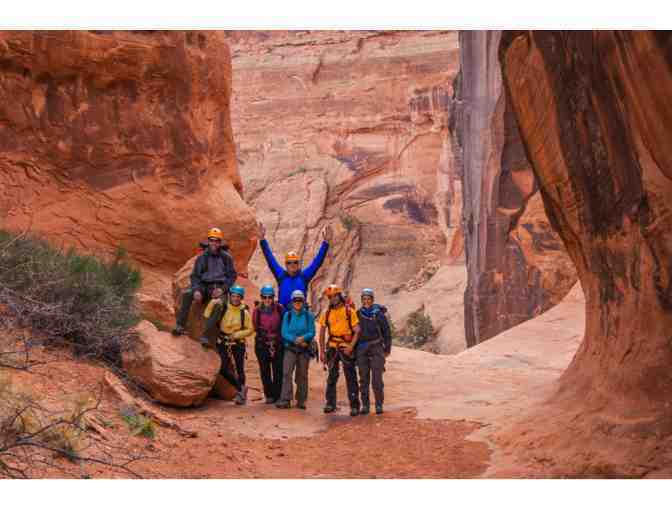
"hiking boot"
323,404,336,414
360,406,370,416
275,401,291,409
375,404,384,415
237,385,248,405
199,336,210,348
297,403,306,410
265,397,276,404
234,392,244,405
171,325,185,337
350,407,360,417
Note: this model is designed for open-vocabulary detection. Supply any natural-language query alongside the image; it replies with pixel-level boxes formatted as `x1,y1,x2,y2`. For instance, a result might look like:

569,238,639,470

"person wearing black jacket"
172,227,237,341
355,288,392,415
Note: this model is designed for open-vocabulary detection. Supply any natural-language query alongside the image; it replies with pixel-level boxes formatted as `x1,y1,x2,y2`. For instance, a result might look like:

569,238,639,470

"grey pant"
356,341,385,407
279,348,310,405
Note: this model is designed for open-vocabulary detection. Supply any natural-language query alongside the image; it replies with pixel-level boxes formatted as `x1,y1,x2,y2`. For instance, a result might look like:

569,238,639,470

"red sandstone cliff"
495,30,672,476
0,31,257,295
454,31,577,347
227,30,466,352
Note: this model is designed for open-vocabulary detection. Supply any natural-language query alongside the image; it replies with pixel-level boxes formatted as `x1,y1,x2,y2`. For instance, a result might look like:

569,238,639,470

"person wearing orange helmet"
172,227,237,342
257,222,332,308
318,284,361,416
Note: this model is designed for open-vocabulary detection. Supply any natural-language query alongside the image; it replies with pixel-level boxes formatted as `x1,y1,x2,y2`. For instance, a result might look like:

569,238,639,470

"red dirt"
0,340,490,479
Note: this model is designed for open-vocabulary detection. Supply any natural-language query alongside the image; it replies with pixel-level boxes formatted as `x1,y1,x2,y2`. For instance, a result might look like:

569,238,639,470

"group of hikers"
171,225,392,416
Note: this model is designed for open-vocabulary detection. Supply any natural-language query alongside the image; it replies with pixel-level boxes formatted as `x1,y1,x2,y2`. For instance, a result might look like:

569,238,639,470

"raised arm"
302,240,329,281
259,239,284,281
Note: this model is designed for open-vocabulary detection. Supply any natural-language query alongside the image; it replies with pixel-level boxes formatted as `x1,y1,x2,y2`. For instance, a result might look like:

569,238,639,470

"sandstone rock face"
454,31,577,347
0,31,257,287
498,30,672,474
226,30,464,351
122,320,220,407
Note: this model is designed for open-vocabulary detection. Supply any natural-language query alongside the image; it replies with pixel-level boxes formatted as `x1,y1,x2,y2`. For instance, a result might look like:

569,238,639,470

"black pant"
356,341,385,408
231,342,246,387
255,339,283,400
325,347,360,409
176,284,226,333
216,342,242,391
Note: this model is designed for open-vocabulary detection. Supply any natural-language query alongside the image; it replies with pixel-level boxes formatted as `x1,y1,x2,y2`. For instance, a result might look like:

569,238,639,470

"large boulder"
122,320,220,407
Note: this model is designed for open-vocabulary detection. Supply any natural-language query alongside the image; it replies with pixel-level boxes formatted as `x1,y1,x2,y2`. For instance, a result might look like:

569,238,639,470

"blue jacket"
281,306,316,348
260,239,329,307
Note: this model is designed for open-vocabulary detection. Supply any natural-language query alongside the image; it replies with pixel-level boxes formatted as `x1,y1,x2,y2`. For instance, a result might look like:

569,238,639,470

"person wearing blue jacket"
258,223,332,308
276,290,316,410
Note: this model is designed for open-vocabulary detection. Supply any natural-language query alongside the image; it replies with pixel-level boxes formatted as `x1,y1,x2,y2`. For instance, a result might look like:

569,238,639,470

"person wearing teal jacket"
276,290,316,410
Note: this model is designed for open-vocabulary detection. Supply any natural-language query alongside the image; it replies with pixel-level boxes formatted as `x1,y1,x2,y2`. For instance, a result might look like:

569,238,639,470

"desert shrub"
0,230,141,365
395,310,435,349
340,214,360,231
0,374,143,478
120,406,155,439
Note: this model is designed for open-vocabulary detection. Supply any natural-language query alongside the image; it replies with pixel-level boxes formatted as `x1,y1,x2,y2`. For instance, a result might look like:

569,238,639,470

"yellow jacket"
204,300,254,343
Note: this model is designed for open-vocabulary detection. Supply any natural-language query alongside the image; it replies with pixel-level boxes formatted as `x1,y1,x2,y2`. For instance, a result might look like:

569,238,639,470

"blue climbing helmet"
229,285,245,298
260,284,275,297
361,288,375,299
291,289,306,301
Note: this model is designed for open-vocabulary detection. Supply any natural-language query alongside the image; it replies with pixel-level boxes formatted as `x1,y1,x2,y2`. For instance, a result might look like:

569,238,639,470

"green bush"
0,230,141,364
340,214,360,231
120,406,155,439
394,310,435,349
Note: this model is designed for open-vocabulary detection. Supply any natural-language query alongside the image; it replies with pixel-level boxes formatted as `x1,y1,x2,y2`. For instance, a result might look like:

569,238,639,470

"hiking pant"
255,339,283,401
176,283,227,333
231,342,246,387
325,347,360,409
356,341,385,408
216,343,242,392
279,348,310,405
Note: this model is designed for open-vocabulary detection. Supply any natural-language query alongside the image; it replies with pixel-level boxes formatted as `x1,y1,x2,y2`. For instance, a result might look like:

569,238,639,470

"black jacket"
190,248,237,291
357,304,392,354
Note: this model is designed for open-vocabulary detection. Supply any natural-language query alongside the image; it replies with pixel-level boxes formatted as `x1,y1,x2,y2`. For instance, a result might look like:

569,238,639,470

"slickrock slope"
227,31,465,351
495,30,672,476
0,31,257,298
454,31,577,347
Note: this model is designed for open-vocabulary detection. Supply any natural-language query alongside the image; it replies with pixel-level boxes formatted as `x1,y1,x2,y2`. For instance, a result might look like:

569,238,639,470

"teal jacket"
281,306,316,348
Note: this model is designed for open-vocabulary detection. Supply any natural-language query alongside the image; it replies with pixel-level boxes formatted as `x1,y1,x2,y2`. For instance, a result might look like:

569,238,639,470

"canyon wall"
227,30,466,352
497,30,672,475
0,31,257,297
454,31,577,347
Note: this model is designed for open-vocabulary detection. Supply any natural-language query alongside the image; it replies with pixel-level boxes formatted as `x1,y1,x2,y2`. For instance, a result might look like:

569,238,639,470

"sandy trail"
2,285,584,478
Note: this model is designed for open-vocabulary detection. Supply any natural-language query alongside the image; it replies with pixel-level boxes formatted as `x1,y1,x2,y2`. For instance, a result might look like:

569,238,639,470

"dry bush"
0,230,141,365
0,373,145,478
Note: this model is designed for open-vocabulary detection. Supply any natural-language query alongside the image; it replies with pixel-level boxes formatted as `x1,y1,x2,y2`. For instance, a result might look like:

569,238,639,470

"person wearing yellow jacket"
204,285,254,405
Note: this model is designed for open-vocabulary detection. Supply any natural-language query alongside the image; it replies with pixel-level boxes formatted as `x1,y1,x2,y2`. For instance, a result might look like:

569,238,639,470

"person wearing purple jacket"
257,223,332,308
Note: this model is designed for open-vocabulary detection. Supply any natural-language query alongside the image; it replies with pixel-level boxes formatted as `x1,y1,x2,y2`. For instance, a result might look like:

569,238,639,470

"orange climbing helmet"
285,251,300,263
323,284,342,298
207,227,224,240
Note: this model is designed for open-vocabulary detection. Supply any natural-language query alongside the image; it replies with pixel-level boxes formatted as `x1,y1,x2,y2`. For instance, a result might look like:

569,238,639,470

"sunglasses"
261,296,273,300
292,299,304,303
208,238,222,242
287,261,299,266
